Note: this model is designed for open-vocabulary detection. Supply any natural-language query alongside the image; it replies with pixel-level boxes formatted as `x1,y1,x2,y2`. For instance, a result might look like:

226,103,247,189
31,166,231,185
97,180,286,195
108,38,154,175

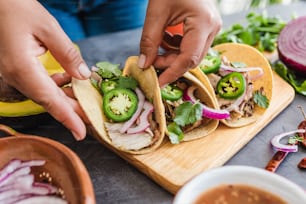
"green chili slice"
161,84,183,101
216,72,246,99
100,80,118,94
103,88,138,122
199,55,221,74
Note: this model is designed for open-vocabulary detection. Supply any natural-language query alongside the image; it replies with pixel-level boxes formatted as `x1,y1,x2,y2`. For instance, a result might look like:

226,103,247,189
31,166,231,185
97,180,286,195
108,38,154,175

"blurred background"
216,0,300,15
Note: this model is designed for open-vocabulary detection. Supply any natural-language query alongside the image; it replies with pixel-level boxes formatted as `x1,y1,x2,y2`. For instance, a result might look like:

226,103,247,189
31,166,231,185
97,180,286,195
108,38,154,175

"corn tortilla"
72,56,166,154
191,43,273,127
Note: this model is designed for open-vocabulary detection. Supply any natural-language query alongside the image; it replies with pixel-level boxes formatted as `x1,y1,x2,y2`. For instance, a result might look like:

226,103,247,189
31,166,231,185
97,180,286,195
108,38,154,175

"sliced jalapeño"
161,84,183,101
103,88,138,122
199,55,221,74
216,72,246,99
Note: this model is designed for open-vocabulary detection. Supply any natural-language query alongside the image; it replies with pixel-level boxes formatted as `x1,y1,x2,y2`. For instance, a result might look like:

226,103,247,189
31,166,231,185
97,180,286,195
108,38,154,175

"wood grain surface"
97,72,295,194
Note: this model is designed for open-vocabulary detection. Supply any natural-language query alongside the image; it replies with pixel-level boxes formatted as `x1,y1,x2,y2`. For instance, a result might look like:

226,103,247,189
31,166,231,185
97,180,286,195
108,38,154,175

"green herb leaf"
254,91,269,108
288,135,304,145
213,11,286,53
95,61,122,79
173,102,202,127
231,62,246,68
116,76,138,90
273,61,306,96
167,122,184,144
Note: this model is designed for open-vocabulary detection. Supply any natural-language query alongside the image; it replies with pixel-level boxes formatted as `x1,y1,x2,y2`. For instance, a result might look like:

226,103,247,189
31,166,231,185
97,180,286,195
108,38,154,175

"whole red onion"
277,15,306,76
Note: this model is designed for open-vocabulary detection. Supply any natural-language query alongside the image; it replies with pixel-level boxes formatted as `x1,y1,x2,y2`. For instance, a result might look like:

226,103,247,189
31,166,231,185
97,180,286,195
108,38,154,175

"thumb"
138,12,165,68
37,18,91,79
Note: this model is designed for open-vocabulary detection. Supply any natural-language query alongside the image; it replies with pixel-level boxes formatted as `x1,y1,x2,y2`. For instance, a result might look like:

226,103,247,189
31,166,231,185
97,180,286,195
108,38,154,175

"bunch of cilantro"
273,61,306,96
213,11,286,52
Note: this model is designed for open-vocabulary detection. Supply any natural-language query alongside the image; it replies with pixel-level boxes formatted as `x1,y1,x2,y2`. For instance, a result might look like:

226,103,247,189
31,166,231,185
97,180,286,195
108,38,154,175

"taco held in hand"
72,56,166,154
191,43,273,127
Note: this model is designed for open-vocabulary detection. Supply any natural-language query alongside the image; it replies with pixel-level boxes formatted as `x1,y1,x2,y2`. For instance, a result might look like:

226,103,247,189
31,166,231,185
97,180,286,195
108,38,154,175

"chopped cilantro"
174,102,202,127
166,101,203,144
273,61,306,96
95,61,122,79
167,122,184,144
288,135,304,145
254,91,269,108
116,76,138,90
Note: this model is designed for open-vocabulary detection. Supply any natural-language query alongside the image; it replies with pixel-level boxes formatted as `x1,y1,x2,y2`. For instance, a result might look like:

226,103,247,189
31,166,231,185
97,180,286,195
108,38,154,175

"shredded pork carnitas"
207,56,264,121
163,79,207,133
104,109,160,151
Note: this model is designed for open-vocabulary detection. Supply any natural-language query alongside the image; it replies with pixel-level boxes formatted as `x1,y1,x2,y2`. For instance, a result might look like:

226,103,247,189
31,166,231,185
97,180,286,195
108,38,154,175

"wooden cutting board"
102,72,295,194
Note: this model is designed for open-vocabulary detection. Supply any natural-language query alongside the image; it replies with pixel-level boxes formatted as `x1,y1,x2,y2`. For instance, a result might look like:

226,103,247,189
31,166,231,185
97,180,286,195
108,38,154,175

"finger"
51,72,72,87
62,86,75,99
62,87,91,124
153,52,179,69
138,4,166,68
11,57,87,140
34,8,91,80
158,30,207,86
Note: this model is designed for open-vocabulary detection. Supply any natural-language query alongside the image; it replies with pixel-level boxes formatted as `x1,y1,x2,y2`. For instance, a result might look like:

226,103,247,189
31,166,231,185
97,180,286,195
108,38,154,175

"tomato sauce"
194,184,287,204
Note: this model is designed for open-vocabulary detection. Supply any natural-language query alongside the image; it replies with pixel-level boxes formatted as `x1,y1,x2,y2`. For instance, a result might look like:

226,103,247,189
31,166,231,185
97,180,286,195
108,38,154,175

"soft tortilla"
166,72,220,142
191,43,273,128
72,56,166,154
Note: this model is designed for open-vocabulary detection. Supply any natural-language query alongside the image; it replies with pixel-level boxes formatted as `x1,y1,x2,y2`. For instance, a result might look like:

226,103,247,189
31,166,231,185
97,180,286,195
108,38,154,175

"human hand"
138,0,222,87
0,0,91,140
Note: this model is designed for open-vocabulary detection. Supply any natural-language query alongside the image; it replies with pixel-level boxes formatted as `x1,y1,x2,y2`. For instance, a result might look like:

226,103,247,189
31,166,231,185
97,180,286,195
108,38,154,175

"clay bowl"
0,124,96,204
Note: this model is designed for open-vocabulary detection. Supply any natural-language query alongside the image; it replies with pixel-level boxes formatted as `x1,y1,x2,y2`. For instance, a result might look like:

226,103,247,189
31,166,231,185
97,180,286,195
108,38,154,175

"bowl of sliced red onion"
0,124,95,204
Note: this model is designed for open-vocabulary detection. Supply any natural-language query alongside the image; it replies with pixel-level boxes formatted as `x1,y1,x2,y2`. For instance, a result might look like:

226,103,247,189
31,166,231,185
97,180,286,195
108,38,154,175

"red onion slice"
220,64,264,81
277,16,306,75
33,182,59,194
271,129,306,152
0,160,22,182
224,83,248,112
0,174,34,192
14,196,67,204
201,104,230,119
183,86,230,120
120,88,145,133
0,166,31,187
127,101,154,134
0,159,67,203
18,160,45,168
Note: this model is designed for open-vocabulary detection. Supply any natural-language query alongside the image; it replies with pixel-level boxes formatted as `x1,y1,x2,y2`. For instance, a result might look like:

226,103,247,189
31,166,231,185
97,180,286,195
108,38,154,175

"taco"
72,56,166,154
158,71,229,144
191,43,273,128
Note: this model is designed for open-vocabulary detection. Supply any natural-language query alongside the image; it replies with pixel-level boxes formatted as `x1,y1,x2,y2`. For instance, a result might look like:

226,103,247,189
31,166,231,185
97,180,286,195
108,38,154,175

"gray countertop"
3,2,306,204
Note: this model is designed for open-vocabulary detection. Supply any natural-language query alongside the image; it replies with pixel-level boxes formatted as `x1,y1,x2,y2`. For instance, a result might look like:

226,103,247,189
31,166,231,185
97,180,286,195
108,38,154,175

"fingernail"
138,54,146,68
160,83,169,89
72,131,82,141
78,63,91,78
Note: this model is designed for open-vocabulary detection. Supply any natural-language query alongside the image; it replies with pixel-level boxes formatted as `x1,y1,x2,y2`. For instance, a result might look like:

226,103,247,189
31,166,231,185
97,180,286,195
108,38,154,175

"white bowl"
173,165,306,204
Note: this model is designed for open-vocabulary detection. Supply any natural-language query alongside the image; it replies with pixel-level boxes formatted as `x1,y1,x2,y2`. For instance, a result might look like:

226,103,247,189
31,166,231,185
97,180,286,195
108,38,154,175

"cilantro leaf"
173,102,202,127
254,91,269,108
167,122,184,144
231,61,246,68
273,61,306,96
288,135,304,145
116,76,138,90
95,61,122,79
